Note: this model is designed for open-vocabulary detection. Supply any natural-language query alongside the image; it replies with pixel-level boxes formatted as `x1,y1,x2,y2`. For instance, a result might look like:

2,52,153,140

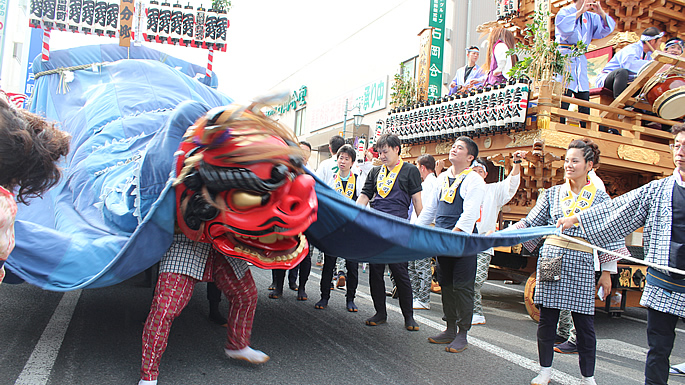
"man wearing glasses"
557,125,685,384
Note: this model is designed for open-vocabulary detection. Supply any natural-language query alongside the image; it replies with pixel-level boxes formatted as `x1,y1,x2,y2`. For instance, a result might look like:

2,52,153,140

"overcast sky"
50,0,400,101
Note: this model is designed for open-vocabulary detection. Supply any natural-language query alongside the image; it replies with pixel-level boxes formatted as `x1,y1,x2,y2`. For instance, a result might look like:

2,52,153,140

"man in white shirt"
469,151,527,325
409,154,439,310
449,46,486,95
316,135,345,185
416,137,485,353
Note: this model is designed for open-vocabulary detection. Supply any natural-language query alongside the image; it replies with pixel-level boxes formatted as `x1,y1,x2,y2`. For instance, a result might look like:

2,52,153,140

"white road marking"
597,339,648,361
485,281,525,293
310,272,580,384
15,290,82,385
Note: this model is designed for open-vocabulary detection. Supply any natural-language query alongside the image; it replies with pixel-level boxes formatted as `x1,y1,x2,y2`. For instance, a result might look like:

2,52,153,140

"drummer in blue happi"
595,27,663,98
555,0,615,127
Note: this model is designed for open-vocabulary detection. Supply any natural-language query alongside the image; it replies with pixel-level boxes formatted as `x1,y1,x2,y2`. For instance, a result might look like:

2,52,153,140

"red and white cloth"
141,242,257,381
0,186,17,284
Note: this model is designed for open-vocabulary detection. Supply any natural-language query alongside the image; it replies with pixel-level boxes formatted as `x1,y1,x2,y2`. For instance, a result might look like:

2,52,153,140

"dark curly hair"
568,138,600,165
0,99,70,204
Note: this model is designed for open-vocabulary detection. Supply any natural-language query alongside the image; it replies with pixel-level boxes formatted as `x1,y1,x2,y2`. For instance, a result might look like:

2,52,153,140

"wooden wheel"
524,271,540,322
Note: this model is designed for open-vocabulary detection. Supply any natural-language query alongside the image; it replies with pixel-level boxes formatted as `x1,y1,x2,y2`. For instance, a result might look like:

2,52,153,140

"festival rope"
555,231,685,276
35,62,111,94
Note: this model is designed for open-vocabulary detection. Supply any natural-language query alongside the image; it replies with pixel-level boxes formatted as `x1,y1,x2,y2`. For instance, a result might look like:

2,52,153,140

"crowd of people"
3,2,685,384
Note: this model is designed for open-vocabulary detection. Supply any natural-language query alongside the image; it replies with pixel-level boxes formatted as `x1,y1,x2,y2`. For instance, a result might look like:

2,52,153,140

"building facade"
266,0,496,168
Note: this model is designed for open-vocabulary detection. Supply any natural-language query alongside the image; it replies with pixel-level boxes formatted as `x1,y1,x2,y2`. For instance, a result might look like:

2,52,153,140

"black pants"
645,307,682,384
288,248,312,286
436,255,476,332
207,281,221,304
320,254,358,301
272,250,312,292
561,89,590,128
368,262,413,319
604,68,630,98
537,306,596,377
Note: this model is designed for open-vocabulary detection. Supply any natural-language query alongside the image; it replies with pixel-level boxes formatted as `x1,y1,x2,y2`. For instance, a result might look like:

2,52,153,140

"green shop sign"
266,86,308,117
428,0,446,100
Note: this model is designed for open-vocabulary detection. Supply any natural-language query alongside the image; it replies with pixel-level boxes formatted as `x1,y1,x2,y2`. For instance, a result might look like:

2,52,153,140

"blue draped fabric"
6,45,232,291
5,44,557,292
306,172,557,264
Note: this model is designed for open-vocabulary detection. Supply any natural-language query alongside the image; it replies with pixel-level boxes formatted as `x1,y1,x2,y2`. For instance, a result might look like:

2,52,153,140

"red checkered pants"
140,253,257,381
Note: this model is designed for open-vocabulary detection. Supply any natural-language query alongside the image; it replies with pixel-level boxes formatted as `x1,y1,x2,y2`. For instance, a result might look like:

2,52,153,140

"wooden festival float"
386,0,685,321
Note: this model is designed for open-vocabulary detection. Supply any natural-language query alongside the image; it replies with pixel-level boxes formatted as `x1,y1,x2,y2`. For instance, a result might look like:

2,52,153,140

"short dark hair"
336,144,356,162
672,123,685,137
642,27,661,38
455,136,479,161
467,46,479,51
329,135,345,154
299,140,311,150
376,134,402,155
417,154,435,172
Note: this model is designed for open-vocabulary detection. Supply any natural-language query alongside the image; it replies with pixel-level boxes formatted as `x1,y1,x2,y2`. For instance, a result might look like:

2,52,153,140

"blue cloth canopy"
6,44,556,292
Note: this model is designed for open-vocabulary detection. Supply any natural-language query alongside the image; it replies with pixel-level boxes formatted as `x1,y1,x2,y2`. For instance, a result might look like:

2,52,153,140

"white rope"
555,231,685,276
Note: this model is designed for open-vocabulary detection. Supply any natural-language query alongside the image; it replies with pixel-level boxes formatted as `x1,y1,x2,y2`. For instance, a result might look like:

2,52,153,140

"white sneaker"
138,380,157,385
580,376,597,385
224,346,270,364
412,299,430,310
471,314,486,325
531,367,552,385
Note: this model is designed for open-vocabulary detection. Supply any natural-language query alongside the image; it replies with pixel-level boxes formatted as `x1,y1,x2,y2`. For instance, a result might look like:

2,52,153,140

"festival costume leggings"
140,255,257,381
537,306,595,377
408,257,432,304
473,252,492,317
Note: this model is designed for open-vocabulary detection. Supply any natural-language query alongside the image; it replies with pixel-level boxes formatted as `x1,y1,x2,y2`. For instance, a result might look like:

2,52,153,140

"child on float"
509,138,628,385
0,94,70,283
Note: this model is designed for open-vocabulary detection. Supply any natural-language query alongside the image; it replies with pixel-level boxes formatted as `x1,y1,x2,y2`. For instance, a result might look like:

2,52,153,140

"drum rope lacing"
637,66,685,103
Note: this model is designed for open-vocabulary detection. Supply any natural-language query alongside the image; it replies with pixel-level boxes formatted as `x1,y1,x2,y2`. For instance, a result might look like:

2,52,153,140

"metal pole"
342,98,348,139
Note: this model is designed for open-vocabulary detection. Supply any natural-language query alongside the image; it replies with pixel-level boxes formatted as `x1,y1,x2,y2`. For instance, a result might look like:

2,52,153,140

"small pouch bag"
538,256,562,282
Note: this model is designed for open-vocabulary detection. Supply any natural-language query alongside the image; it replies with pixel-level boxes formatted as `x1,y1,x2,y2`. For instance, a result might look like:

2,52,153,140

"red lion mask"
174,102,317,269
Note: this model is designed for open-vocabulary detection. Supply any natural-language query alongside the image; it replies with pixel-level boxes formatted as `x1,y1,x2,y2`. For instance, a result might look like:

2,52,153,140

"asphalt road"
1,264,684,385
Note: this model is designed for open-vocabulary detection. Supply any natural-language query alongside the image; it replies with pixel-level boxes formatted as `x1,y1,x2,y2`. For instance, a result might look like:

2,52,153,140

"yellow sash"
376,159,403,198
440,168,472,204
559,177,598,219
334,172,356,200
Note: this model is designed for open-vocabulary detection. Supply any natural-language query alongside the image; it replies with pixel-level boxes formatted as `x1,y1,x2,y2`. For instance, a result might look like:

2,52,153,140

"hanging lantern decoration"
80,0,95,33
144,0,159,42
42,0,58,30
29,0,43,28
193,5,205,48
67,0,83,32
92,0,108,35
27,0,230,63
55,0,69,30
157,1,171,43
203,7,217,49
180,3,193,46
169,2,183,44
215,8,227,50
105,0,119,37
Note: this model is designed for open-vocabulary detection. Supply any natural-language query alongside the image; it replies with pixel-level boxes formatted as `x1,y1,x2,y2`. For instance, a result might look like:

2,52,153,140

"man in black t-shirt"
357,134,423,330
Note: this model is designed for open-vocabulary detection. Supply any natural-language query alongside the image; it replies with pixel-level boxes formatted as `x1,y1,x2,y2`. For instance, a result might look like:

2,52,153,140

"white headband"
641,32,664,42
471,161,486,171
